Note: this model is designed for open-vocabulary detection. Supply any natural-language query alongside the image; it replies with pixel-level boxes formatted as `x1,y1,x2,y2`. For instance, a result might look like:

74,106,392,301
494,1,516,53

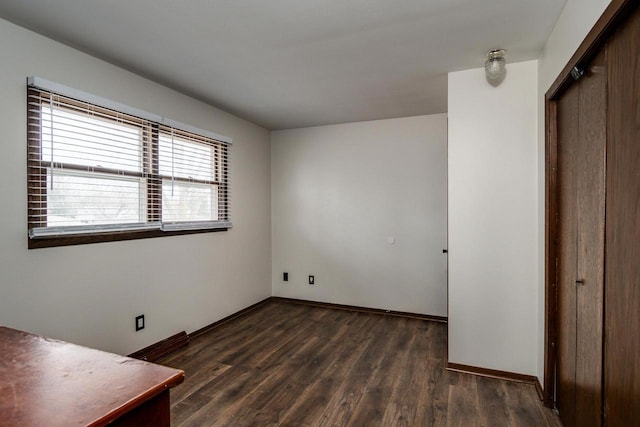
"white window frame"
27,77,232,248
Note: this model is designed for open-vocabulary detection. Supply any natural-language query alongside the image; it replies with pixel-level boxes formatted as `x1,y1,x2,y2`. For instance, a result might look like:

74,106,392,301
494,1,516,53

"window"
27,77,231,248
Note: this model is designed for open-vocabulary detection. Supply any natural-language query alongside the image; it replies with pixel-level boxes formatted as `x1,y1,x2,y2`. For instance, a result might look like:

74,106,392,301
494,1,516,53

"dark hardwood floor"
157,300,561,426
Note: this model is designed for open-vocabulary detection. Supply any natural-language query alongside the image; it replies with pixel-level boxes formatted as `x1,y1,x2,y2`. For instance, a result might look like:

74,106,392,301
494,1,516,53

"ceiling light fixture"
485,49,507,85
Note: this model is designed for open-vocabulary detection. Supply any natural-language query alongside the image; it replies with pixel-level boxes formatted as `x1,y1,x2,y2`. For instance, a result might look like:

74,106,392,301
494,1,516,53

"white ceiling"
0,0,566,130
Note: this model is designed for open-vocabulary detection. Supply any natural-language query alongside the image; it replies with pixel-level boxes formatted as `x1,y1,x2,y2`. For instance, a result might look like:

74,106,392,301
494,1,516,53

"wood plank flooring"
157,301,562,426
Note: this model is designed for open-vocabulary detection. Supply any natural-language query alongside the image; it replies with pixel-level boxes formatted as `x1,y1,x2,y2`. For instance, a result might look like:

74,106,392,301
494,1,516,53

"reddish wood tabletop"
0,326,184,426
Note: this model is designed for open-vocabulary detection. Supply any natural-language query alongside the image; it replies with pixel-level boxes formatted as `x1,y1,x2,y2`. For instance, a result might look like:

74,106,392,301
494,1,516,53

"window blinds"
27,77,231,239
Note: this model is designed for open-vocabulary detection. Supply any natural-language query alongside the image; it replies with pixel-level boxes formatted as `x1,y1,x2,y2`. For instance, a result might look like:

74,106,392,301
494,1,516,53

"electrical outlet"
308,275,315,285
135,314,145,331
283,272,289,281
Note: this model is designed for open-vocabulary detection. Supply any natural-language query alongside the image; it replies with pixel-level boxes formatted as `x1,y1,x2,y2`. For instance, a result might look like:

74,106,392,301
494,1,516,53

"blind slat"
27,82,231,238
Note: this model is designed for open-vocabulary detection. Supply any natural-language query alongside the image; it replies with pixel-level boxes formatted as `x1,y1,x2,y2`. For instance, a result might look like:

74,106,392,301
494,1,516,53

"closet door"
556,48,607,427
574,48,606,427
556,79,580,427
603,6,640,425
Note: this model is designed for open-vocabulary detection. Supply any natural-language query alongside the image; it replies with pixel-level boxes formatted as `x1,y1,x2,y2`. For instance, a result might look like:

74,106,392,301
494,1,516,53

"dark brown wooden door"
603,5,640,426
556,48,607,427
556,79,580,427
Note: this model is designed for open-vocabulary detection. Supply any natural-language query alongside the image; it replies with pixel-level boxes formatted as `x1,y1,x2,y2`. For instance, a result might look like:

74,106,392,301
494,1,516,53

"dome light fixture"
485,49,507,85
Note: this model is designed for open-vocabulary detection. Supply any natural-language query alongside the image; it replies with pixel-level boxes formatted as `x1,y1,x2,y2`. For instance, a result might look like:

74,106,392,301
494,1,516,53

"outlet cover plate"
135,314,145,331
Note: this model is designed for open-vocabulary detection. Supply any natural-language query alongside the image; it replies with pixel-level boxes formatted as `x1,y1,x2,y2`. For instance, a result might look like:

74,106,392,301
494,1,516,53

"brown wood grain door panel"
574,47,606,427
556,47,607,427
603,5,640,426
556,81,580,427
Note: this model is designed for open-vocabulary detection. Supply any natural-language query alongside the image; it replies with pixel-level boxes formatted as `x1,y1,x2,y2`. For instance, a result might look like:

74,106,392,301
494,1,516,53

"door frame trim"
544,0,638,407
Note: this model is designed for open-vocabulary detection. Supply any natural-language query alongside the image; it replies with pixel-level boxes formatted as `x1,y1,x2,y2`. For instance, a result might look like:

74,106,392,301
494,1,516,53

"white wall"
536,0,611,383
271,115,448,316
448,60,538,375
0,18,271,355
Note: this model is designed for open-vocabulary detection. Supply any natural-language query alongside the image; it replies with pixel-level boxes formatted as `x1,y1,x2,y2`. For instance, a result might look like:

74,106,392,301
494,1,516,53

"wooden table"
0,326,184,426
